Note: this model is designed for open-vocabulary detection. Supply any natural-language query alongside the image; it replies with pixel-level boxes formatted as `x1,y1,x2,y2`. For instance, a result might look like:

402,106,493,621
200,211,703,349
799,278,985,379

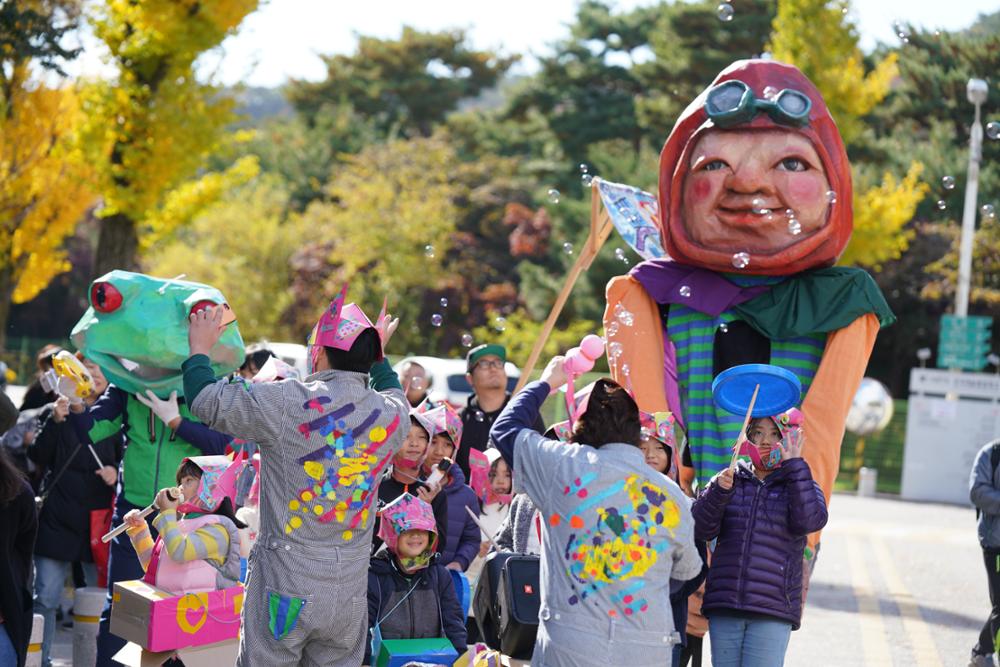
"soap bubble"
614,248,627,262
409,377,425,391
788,218,802,235
474,410,485,423
608,341,623,359
621,363,631,376
606,321,620,337
461,333,474,348
987,122,1000,141
581,173,594,187
936,200,947,211
719,323,729,333
942,175,955,190
617,308,635,327
547,188,561,204
717,3,734,22
763,86,778,100
562,242,574,255
494,316,507,332
424,244,435,258
784,208,795,218
430,313,443,327
439,297,449,308
825,190,837,204
751,197,768,215
983,204,996,219
732,252,751,269
579,163,590,173
679,285,692,298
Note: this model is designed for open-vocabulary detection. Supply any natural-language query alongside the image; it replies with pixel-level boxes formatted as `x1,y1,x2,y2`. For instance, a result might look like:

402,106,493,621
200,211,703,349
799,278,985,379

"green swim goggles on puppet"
705,79,812,128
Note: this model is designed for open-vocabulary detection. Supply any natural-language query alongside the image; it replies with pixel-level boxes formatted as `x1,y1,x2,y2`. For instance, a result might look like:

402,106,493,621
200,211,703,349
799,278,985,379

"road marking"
870,536,943,667
845,534,893,666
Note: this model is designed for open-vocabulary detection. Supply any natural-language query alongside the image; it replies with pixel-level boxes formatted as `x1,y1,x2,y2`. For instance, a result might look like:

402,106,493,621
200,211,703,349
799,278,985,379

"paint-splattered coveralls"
183,356,408,666
492,380,704,667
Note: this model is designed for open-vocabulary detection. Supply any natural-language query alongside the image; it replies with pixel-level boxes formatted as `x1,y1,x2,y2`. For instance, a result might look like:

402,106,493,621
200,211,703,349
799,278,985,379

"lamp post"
955,78,988,317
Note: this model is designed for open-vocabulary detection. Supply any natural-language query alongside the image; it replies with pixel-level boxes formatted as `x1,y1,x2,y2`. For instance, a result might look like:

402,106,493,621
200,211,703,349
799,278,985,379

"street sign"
938,315,993,370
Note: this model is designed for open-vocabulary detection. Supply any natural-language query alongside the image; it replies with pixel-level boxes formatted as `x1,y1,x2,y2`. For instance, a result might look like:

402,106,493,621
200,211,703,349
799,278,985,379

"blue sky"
69,0,999,87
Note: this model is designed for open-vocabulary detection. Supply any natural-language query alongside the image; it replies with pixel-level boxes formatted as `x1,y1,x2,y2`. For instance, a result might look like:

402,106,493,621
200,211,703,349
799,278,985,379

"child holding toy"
123,456,245,594
691,408,827,666
365,493,466,664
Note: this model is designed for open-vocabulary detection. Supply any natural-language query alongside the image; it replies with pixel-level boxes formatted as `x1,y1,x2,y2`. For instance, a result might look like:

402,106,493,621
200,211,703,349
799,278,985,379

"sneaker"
970,652,997,667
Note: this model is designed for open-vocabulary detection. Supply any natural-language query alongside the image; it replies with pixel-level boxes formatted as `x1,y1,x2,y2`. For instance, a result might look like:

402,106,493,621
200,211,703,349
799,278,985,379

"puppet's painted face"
682,129,831,256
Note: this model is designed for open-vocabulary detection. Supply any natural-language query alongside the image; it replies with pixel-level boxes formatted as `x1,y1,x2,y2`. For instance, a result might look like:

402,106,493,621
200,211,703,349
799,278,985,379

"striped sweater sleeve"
125,523,156,572
152,510,230,564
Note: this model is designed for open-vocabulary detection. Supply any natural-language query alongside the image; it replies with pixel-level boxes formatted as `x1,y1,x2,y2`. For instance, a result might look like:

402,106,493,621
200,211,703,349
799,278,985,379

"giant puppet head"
659,59,852,276
72,271,245,398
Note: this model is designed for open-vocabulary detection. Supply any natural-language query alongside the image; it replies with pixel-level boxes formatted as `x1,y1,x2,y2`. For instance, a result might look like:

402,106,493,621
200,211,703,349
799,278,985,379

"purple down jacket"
692,458,828,629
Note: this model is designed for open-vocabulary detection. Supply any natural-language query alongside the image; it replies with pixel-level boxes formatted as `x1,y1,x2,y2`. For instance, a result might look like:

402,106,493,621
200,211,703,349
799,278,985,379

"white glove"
135,390,181,428
56,376,83,405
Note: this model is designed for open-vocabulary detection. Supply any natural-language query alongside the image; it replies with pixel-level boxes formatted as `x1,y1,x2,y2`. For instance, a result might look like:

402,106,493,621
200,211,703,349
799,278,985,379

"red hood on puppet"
658,59,852,276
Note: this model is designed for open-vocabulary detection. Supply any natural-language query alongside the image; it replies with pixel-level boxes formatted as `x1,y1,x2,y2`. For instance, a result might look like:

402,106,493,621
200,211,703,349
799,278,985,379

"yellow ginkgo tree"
769,0,928,268
0,63,95,347
81,0,260,275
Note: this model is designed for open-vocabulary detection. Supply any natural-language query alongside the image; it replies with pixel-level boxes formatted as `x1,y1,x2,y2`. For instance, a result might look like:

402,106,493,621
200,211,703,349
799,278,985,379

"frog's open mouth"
114,356,178,381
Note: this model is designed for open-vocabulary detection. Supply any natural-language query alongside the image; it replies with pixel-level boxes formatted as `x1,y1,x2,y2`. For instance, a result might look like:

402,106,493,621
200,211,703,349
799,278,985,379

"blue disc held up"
712,364,802,418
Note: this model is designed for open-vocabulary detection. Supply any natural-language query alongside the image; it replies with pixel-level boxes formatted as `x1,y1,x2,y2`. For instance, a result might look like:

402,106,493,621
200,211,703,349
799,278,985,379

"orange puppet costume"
604,59,894,561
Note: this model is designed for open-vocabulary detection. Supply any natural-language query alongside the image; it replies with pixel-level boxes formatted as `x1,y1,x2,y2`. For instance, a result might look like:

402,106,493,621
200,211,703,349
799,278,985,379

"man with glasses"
456,344,544,478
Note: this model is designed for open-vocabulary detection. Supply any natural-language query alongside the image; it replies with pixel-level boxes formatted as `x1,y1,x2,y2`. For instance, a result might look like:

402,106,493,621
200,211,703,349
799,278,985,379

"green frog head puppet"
72,271,245,398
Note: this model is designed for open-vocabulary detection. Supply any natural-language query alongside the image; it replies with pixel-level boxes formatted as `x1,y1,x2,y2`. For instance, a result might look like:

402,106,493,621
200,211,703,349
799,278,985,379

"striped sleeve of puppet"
152,510,230,563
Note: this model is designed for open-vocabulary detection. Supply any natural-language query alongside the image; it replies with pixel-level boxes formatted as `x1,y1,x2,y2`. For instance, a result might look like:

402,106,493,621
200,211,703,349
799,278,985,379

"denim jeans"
708,615,792,667
0,623,17,666
34,556,98,667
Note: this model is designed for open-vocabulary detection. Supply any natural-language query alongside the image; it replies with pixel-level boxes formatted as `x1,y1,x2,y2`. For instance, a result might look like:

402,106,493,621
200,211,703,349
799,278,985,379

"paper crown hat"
640,410,677,450
377,492,439,556
176,455,240,514
306,284,389,371
413,399,463,449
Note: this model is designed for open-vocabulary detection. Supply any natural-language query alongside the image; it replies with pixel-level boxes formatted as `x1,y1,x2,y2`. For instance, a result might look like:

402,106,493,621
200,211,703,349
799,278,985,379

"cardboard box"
375,637,458,667
111,579,242,652
112,638,239,667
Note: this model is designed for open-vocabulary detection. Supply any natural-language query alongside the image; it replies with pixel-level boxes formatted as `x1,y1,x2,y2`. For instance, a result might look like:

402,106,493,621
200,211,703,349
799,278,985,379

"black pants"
680,633,702,666
976,548,1000,655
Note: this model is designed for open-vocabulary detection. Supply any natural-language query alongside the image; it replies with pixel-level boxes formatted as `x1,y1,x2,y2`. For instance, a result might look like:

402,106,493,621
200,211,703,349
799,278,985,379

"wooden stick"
514,180,614,393
729,384,761,472
102,488,183,543
465,505,502,551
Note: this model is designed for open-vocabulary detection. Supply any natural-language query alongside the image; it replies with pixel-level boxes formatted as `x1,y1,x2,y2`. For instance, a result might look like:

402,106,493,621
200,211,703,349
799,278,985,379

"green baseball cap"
466,343,506,371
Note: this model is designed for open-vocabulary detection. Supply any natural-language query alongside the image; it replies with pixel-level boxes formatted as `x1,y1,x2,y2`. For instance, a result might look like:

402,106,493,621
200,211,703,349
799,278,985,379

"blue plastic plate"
712,364,802,417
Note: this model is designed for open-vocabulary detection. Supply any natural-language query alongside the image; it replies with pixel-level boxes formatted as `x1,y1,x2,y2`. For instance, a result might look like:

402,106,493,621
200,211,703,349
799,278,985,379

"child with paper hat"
183,285,409,667
692,406,824,665
414,400,481,572
371,409,449,557
366,493,467,664
123,455,245,594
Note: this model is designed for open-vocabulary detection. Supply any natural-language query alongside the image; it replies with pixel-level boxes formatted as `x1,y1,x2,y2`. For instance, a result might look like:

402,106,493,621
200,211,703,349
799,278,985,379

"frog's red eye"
190,300,219,317
91,282,123,313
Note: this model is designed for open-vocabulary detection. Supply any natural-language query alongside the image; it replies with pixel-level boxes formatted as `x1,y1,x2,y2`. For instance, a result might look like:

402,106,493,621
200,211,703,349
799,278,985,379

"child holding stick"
691,408,827,666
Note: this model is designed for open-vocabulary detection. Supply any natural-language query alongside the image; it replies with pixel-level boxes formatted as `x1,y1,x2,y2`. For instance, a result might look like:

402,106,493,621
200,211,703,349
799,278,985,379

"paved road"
50,492,985,666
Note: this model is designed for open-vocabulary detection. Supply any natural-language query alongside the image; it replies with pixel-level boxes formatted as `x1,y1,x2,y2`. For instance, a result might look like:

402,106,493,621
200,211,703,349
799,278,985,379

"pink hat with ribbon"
640,410,677,450
377,493,438,570
306,284,390,373
176,455,240,514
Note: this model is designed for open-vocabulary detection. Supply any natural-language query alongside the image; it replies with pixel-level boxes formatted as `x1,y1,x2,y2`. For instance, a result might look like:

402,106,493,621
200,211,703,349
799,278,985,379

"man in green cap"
456,344,543,478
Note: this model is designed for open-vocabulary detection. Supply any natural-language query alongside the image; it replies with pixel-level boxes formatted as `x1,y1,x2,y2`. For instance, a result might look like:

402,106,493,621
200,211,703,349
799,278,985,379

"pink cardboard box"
111,579,243,652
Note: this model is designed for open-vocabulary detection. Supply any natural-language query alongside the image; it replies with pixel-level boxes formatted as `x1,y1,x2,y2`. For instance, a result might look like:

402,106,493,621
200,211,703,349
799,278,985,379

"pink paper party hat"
306,285,389,373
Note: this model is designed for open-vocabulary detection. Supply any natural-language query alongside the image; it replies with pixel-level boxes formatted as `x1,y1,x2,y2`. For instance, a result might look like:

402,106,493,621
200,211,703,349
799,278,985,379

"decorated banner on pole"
514,178,665,392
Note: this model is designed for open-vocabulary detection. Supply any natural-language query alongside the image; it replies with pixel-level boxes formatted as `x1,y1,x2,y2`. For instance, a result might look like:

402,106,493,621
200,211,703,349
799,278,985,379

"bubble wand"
101,487,184,543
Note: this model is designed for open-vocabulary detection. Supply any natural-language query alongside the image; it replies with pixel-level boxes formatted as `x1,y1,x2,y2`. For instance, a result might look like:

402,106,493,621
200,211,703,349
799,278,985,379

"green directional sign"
938,315,993,370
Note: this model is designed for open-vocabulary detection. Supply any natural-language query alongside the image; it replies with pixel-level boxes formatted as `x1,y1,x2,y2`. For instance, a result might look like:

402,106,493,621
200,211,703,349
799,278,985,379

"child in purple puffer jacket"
691,408,827,667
